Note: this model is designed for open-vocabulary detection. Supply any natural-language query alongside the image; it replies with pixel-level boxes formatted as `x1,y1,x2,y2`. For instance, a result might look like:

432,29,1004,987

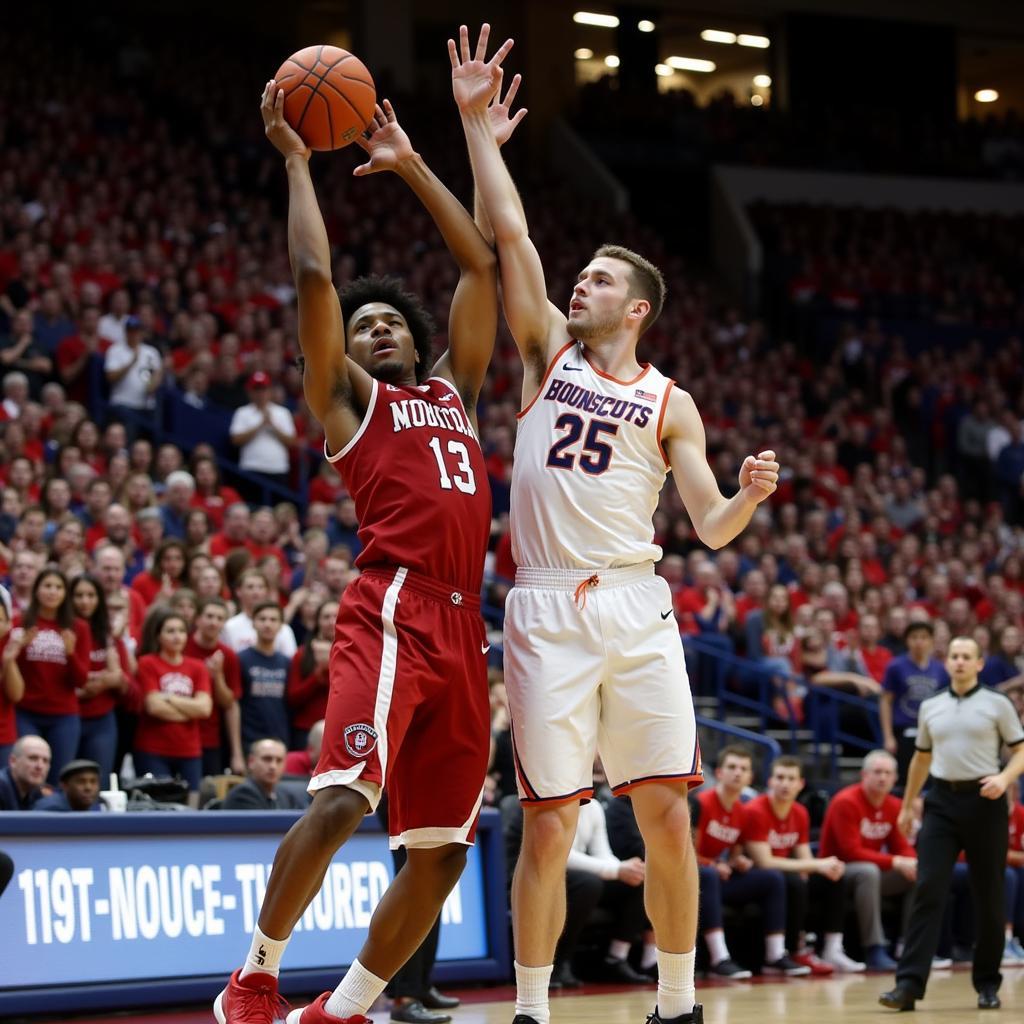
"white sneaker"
821,949,866,973
1001,937,1024,966
932,957,953,970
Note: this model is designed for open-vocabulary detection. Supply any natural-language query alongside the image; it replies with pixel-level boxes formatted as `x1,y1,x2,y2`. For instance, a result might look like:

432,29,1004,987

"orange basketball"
273,45,376,151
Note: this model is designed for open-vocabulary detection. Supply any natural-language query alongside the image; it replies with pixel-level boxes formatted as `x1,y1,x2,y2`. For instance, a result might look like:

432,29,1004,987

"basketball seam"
314,76,372,127
292,45,368,144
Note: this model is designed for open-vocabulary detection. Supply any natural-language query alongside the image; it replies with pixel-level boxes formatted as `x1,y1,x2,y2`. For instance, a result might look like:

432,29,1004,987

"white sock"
765,933,786,963
656,948,695,1020
515,961,552,1024
823,932,844,958
641,941,658,969
705,928,729,965
324,958,387,1019
608,939,631,961
240,925,290,979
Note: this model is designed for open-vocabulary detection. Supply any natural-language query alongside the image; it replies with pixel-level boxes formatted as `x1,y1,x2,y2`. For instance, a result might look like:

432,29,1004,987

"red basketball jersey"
327,377,491,593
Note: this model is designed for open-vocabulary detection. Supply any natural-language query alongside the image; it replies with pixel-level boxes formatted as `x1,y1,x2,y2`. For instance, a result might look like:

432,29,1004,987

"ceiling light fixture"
974,88,998,102
700,29,737,44
604,54,620,67
573,12,620,28
738,34,770,48
753,74,772,88
667,56,717,73
574,47,594,59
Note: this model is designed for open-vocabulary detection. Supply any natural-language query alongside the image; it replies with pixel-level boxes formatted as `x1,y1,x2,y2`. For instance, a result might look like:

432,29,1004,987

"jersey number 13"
428,436,477,494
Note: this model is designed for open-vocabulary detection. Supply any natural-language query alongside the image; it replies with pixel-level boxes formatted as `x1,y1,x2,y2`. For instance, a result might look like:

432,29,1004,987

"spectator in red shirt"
69,574,132,781
55,307,112,404
130,538,187,608
13,568,91,784
819,750,917,970
189,458,242,533
133,609,213,806
734,569,766,627
0,598,27,763
284,719,324,777
745,756,863,974
209,502,251,564
287,600,338,751
850,614,893,683
186,597,244,777
692,746,808,978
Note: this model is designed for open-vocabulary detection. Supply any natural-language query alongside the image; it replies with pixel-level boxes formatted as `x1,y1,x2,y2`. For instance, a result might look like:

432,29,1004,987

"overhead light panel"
667,56,717,73
573,12,620,28
574,47,594,59
974,88,998,102
604,54,620,67
655,64,675,77
701,29,736,44
738,34,770,48
753,74,772,88
638,20,655,33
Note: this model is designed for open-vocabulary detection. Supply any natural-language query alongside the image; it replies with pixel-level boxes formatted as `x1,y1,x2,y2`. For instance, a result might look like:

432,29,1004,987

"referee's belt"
931,777,984,793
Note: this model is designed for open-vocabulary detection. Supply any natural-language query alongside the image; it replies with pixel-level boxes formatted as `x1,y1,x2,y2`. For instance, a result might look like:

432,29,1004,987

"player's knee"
306,785,368,842
407,843,468,890
522,807,577,864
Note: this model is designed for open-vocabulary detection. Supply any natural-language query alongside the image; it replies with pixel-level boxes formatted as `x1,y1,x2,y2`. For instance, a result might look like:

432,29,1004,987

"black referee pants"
896,782,1009,998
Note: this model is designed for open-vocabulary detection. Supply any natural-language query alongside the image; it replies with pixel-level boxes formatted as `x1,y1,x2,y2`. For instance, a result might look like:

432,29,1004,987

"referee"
880,636,1024,1012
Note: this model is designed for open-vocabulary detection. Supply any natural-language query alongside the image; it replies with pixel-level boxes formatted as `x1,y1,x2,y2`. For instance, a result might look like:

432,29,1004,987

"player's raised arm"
662,387,779,550
260,82,353,430
350,99,498,415
451,24,565,383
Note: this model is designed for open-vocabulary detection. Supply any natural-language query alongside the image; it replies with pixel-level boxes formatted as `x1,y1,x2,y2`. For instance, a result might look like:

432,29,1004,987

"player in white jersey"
453,25,779,1024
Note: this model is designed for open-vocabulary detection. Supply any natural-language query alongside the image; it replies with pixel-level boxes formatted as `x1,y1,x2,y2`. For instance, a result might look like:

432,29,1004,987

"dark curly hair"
338,275,436,383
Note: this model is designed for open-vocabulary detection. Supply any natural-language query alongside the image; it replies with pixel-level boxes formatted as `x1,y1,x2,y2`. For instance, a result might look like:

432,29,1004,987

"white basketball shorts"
502,562,703,804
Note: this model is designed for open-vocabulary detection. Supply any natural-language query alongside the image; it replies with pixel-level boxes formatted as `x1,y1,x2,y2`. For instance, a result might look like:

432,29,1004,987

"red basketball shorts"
309,566,491,850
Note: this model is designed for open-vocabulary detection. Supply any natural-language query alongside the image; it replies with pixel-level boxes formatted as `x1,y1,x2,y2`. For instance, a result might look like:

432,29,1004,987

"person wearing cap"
229,372,297,496
104,314,163,428
34,758,104,812
880,636,1024,1012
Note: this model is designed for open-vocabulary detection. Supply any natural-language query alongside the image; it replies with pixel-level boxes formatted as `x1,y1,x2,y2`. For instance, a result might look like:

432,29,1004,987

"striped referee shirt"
916,683,1024,781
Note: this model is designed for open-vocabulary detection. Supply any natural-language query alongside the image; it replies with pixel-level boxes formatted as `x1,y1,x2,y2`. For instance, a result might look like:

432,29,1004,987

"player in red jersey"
744,757,863,974
215,57,524,1024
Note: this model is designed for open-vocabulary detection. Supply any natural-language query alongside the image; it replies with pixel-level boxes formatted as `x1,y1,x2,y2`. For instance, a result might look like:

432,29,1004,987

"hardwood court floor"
31,968,1024,1023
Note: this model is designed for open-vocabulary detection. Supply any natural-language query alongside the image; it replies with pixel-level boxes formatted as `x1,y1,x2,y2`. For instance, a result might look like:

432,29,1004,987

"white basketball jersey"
511,340,675,570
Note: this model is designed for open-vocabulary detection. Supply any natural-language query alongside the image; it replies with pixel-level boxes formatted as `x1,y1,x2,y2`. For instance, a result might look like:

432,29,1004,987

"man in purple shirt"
880,621,949,783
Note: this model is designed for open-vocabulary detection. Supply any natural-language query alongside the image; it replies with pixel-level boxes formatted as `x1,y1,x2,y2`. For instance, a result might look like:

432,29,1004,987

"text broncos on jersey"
544,377,654,427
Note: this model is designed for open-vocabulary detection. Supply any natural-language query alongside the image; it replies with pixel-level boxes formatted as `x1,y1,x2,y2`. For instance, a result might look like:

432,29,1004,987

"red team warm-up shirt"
694,788,749,863
13,617,91,715
184,636,241,750
332,378,491,592
744,794,811,857
134,654,212,759
818,783,916,869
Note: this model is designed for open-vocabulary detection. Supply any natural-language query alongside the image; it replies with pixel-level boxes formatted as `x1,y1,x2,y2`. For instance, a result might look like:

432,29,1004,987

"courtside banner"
0,810,508,1013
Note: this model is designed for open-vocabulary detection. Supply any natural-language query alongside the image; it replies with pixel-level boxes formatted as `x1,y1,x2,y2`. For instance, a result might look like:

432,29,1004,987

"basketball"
273,44,376,151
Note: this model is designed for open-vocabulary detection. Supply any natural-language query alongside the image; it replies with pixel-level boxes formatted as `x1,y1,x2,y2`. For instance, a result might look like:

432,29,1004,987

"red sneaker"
792,951,834,976
214,969,290,1024
285,993,370,1024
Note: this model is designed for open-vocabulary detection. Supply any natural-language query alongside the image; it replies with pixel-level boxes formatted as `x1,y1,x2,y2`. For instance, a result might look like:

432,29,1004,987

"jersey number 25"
546,413,618,475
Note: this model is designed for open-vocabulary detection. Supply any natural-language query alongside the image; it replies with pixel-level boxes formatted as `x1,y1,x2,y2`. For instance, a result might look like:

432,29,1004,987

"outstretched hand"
738,449,779,505
449,23,515,116
488,69,527,147
353,100,415,176
260,80,310,161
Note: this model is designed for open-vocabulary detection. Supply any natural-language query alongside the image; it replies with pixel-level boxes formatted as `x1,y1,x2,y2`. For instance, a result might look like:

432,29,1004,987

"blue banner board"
0,809,509,1015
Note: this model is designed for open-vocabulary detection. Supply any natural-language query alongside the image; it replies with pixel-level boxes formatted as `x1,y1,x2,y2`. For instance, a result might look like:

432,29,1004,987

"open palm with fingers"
488,69,527,147
352,100,414,176
449,23,515,116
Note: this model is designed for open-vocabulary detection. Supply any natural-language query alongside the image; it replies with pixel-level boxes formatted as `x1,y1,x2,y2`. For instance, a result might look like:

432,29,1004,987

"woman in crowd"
70,419,107,475
40,477,73,542
133,609,212,805
14,568,91,783
0,597,28,764
190,456,241,531
70,574,132,779
185,508,211,554
130,538,188,607
286,599,338,751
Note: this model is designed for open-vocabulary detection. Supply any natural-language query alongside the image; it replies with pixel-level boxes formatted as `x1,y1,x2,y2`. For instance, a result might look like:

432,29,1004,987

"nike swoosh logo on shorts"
562,363,583,372
482,642,491,653
660,610,673,620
